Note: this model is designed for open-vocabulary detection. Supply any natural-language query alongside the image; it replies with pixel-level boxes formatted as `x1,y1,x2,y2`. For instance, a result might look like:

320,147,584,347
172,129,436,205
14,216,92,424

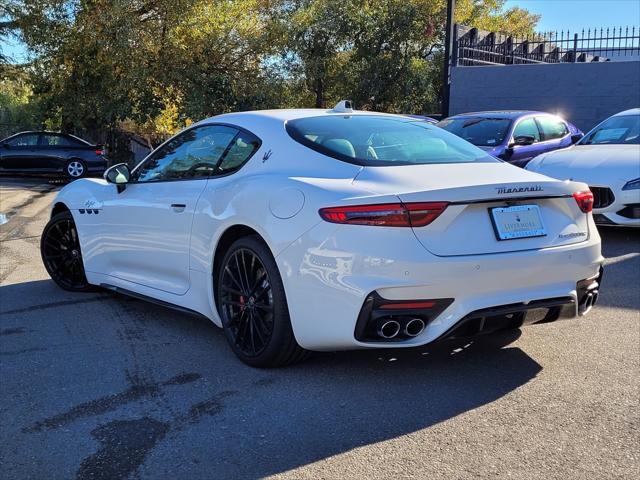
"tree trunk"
315,77,324,108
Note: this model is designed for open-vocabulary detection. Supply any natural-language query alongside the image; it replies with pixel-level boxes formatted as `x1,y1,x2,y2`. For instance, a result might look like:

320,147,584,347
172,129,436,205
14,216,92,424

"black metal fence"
455,25,640,66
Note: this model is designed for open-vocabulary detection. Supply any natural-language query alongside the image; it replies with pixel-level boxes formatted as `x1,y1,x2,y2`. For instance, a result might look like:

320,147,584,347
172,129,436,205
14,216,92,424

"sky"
2,0,640,62
505,0,640,33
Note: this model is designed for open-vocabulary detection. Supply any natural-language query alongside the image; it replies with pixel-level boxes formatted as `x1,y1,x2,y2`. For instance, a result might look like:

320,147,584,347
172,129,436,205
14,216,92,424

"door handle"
171,203,186,212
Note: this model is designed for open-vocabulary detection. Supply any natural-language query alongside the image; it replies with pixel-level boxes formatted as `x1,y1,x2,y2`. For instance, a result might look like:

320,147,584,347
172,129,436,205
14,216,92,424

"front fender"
51,178,111,212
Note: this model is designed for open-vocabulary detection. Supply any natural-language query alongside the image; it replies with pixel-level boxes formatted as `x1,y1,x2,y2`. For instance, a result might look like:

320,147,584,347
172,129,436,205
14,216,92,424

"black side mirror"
571,133,584,144
104,163,131,193
510,135,536,147
499,148,514,161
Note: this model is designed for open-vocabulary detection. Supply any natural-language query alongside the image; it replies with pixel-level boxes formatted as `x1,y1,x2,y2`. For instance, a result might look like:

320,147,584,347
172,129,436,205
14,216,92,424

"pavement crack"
0,235,40,242
181,390,239,425
0,347,47,356
0,327,28,336
23,372,203,433
0,296,109,316
161,372,202,386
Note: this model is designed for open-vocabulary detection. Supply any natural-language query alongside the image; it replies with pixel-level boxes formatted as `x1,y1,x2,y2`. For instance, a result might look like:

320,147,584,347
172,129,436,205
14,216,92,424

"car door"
38,133,72,171
0,133,41,171
508,117,544,166
95,124,239,295
535,115,572,152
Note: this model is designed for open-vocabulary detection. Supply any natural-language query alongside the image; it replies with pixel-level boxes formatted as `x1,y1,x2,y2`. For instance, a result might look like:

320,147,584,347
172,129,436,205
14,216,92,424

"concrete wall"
449,61,640,131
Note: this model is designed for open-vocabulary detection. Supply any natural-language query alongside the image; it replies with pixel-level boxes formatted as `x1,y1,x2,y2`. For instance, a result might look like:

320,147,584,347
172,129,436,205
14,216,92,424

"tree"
0,1,20,65
4,0,541,137
8,0,282,135
456,0,540,38
0,65,45,137
281,0,540,112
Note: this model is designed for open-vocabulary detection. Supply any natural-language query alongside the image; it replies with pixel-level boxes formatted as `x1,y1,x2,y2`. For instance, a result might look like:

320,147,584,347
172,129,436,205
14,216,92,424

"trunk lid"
353,163,590,256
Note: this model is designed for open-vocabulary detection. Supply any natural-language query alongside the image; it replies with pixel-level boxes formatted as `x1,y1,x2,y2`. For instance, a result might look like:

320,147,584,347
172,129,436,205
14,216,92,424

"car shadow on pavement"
0,279,541,480
596,227,640,309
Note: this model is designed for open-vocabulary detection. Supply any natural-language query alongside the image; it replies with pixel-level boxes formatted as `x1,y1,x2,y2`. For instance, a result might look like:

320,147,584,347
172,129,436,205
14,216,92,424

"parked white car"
41,102,603,367
526,108,640,227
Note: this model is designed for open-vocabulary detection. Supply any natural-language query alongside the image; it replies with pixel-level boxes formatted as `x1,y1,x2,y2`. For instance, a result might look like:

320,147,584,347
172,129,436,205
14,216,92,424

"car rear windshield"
285,115,498,166
437,117,512,147
579,114,640,145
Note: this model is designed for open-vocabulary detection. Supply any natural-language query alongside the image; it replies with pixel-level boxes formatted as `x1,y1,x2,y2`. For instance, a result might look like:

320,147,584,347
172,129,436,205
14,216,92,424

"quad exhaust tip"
376,317,426,339
404,318,426,337
579,290,599,316
377,319,401,339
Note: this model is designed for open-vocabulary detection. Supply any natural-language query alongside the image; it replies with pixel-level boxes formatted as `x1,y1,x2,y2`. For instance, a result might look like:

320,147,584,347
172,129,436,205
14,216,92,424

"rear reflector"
319,202,448,227
379,301,437,310
573,190,594,213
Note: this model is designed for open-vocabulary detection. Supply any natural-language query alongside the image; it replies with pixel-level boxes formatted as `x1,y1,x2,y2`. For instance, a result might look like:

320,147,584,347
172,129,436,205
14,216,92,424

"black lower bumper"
438,266,603,341
438,296,578,340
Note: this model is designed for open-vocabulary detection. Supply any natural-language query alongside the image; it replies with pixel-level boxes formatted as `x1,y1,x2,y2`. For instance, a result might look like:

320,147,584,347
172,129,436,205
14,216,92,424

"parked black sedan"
0,131,108,179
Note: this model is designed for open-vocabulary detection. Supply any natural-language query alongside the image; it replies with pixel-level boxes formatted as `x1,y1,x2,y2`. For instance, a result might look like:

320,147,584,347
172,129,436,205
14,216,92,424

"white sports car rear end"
41,103,604,367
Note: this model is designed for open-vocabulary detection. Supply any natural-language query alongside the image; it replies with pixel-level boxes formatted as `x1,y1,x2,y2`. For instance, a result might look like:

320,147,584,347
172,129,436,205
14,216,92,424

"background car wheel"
216,235,310,367
65,159,86,179
40,211,93,292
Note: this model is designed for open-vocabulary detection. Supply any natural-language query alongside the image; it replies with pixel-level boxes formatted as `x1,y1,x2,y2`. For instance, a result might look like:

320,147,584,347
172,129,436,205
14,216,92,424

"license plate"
490,205,546,240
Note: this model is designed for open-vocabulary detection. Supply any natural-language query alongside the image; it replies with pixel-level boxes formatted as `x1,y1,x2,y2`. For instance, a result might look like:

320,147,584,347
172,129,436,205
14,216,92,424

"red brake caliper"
239,295,246,312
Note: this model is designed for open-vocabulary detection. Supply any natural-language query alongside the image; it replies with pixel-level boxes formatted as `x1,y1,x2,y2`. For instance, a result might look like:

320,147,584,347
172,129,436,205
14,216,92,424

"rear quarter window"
286,115,497,166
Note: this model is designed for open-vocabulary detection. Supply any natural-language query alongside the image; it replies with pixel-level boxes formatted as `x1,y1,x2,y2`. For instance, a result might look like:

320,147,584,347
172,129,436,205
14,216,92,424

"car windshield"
437,117,512,147
579,114,640,145
286,115,498,166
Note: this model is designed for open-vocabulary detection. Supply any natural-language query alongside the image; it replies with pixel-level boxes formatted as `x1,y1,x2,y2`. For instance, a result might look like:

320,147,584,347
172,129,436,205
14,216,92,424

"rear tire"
40,211,93,292
216,235,309,367
64,159,86,179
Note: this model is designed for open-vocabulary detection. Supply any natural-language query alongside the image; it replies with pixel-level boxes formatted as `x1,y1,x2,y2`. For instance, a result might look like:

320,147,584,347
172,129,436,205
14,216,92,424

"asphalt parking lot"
0,177,638,480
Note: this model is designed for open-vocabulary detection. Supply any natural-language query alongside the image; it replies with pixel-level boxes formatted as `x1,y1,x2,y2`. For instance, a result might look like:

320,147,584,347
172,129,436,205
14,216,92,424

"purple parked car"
437,111,583,167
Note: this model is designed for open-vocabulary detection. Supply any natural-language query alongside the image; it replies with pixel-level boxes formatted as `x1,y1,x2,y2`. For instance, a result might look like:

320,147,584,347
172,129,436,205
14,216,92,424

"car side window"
6,133,39,147
41,134,71,146
536,116,569,140
216,130,261,175
134,125,238,183
512,118,541,142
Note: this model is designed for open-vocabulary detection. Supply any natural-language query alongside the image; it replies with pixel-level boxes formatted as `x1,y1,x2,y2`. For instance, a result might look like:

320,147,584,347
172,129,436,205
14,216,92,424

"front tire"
216,235,309,367
40,211,92,292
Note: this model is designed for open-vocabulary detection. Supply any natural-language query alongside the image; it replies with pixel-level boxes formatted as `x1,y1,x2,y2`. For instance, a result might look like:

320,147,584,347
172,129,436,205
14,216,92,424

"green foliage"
456,0,540,37
3,0,540,136
0,65,46,137
280,0,539,112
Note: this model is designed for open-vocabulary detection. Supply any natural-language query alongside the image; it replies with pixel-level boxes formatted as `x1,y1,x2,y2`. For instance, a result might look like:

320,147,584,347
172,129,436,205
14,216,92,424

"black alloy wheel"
217,235,309,367
220,246,274,357
40,211,92,291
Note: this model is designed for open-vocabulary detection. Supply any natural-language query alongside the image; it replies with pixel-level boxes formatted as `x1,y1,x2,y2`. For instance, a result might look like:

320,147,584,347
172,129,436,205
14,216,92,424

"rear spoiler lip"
448,194,573,206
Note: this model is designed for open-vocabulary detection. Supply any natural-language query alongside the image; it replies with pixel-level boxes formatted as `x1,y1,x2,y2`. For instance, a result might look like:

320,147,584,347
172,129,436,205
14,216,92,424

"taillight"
573,190,594,213
95,149,104,156
319,202,448,227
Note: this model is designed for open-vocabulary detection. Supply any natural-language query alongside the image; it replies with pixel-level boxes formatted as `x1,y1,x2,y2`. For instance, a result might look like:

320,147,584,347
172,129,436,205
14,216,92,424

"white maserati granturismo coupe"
40,101,604,367
526,108,640,227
